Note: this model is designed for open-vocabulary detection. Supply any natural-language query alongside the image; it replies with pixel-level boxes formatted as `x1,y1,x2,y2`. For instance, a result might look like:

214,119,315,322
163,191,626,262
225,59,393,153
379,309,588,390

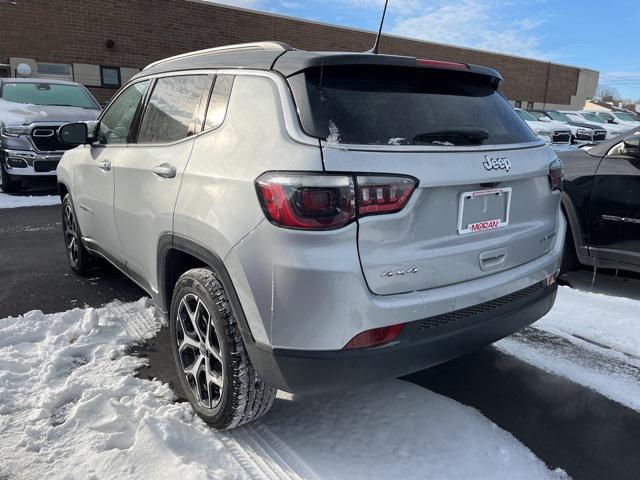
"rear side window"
138,75,211,144
288,65,538,146
204,75,234,130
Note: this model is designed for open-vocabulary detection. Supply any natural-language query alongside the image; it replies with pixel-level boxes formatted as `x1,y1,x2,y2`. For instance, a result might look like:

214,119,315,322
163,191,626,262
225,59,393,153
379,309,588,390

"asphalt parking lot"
2,197,640,480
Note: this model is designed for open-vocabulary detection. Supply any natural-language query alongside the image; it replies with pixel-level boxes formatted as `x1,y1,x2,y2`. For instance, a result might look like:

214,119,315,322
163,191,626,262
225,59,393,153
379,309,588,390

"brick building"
0,0,598,108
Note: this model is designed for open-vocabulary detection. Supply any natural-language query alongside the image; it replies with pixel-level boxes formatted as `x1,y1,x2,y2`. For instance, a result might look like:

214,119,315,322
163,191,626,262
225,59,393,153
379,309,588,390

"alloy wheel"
63,203,79,265
176,293,224,408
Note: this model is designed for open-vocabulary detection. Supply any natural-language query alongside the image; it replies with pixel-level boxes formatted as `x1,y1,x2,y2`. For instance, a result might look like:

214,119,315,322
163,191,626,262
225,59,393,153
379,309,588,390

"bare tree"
595,85,620,102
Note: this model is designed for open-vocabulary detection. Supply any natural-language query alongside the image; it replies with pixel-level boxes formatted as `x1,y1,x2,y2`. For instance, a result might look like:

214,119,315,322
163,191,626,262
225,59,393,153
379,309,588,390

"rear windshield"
0,82,98,109
288,65,537,146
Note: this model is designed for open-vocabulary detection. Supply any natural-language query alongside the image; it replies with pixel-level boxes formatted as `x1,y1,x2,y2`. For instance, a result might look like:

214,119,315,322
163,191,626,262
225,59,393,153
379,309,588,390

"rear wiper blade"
413,128,490,145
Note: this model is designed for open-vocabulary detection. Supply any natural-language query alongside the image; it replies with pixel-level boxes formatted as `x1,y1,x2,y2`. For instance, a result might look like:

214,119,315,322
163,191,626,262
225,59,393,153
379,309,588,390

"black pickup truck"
0,77,101,192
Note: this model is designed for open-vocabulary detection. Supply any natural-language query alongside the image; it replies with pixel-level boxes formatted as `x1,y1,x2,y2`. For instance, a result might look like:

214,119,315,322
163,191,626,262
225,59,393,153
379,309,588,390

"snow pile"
0,300,565,479
497,286,640,412
0,191,61,208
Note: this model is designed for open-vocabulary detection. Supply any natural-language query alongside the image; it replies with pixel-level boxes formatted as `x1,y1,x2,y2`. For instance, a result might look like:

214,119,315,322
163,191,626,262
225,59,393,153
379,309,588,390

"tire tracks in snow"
216,422,318,480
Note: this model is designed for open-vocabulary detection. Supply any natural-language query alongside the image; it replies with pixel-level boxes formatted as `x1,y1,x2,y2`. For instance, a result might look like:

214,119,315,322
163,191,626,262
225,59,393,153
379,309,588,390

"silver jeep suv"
57,42,565,430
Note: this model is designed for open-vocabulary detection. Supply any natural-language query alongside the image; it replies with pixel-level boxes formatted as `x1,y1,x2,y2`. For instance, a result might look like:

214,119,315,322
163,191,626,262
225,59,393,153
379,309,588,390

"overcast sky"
208,0,640,100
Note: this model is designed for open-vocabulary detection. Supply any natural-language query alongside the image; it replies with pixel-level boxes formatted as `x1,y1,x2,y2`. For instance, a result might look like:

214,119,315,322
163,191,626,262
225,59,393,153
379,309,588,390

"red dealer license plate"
457,187,512,235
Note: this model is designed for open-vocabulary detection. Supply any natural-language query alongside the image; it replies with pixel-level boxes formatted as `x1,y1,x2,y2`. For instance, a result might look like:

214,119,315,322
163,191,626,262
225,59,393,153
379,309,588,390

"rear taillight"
256,173,417,230
256,173,356,230
548,159,563,192
356,176,416,216
343,323,404,349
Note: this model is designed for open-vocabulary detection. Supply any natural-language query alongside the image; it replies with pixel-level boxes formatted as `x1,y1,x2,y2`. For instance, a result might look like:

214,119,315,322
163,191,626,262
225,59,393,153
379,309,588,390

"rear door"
589,144,640,268
113,74,213,292
288,64,560,295
75,80,149,263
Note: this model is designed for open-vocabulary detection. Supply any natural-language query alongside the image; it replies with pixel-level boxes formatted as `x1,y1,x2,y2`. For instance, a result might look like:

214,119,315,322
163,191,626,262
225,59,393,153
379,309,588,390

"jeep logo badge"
482,155,511,172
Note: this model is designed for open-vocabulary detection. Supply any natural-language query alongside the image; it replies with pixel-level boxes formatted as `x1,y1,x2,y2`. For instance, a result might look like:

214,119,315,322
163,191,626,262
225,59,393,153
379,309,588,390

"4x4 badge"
381,267,419,277
482,155,511,172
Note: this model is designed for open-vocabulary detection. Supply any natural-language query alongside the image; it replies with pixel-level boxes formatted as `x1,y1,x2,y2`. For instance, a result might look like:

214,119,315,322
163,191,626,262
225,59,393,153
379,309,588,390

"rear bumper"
226,211,565,350
247,281,557,395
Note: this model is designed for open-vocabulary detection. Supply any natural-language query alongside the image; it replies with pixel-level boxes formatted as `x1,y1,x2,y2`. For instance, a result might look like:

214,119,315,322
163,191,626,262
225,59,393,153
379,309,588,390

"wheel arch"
157,234,255,343
58,181,70,201
561,192,589,262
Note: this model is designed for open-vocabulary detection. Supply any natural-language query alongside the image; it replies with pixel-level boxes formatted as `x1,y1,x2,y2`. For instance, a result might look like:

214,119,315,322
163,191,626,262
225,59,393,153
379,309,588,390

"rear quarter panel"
174,74,323,258
557,148,603,245
173,74,323,343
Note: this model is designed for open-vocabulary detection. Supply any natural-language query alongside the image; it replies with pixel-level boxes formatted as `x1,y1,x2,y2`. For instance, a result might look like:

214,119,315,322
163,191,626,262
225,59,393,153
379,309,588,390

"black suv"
558,127,640,273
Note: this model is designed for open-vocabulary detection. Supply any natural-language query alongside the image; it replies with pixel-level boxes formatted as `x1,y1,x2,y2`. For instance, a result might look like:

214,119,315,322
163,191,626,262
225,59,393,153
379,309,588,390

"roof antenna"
366,0,389,54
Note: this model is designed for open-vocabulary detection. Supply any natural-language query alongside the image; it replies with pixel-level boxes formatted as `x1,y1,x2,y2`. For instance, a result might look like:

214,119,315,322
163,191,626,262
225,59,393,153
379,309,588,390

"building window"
100,66,121,89
514,100,522,108
36,62,73,81
527,101,534,109
37,62,72,76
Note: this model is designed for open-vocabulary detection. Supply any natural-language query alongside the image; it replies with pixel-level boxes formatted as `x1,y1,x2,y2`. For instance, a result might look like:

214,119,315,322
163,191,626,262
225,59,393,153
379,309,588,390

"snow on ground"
497,285,640,412
0,191,61,209
0,300,566,480
535,286,640,358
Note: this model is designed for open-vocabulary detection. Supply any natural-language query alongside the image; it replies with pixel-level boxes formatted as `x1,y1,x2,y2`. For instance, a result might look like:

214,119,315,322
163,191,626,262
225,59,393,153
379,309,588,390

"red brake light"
343,323,404,349
548,159,563,192
357,175,417,215
256,173,356,230
416,59,468,70
256,173,417,230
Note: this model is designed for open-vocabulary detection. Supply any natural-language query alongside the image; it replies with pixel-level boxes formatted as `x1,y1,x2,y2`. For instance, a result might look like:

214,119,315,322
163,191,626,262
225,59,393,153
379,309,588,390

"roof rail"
143,41,293,71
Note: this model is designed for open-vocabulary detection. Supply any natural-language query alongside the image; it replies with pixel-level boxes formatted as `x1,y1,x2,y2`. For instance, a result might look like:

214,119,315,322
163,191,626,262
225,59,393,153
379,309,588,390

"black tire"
0,160,19,193
170,267,276,430
61,194,92,275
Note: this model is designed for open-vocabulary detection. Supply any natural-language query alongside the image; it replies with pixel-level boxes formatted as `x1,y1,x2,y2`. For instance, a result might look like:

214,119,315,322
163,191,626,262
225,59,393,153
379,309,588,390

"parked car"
528,109,607,144
557,127,640,274
514,108,571,144
559,111,629,139
591,111,640,128
0,78,101,192
57,42,565,429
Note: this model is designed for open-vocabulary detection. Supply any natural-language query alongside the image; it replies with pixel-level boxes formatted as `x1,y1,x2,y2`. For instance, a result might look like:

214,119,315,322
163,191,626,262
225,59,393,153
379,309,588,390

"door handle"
97,160,111,171
479,246,509,271
151,163,177,179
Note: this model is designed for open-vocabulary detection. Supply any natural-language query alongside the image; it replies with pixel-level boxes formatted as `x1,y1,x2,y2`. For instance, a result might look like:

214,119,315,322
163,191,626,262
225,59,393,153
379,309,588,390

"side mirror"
622,135,640,157
59,122,90,145
539,116,551,123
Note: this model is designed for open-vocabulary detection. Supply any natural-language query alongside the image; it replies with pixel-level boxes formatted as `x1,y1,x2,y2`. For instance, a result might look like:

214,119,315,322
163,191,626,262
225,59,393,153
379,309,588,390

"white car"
528,110,607,143
560,111,629,139
515,108,571,144
592,111,640,128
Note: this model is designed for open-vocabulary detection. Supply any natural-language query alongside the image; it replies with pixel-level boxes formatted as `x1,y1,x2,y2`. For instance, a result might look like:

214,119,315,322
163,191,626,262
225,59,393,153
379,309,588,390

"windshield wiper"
413,127,490,146
43,104,94,109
